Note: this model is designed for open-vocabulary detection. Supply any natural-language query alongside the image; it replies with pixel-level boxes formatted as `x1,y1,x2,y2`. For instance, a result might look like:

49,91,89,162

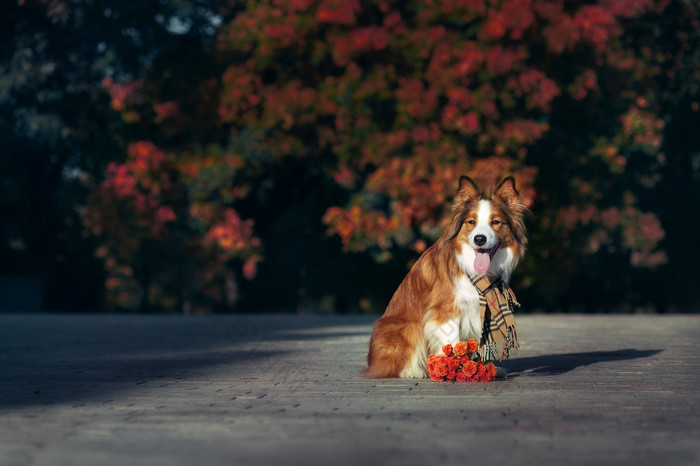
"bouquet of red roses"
428,338,498,382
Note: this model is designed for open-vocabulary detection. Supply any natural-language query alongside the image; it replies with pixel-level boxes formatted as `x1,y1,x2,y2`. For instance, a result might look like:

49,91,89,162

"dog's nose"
474,235,486,246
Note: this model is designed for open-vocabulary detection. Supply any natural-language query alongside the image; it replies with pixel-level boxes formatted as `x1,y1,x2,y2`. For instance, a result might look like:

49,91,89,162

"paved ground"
0,313,699,466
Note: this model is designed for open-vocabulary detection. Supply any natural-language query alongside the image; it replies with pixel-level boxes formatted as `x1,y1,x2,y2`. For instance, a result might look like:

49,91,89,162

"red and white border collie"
366,176,527,378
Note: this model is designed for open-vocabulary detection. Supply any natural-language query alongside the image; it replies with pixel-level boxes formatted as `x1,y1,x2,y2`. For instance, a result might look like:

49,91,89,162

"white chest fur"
422,244,519,359
453,274,482,341
453,244,518,342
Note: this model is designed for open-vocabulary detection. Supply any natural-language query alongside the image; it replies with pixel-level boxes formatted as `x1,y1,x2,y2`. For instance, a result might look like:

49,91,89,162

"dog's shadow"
500,349,662,377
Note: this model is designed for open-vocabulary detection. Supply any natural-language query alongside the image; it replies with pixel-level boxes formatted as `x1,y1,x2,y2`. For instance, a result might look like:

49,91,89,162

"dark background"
1,0,698,314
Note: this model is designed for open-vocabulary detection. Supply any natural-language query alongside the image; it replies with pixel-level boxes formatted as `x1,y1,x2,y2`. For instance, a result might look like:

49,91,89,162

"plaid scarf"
470,274,520,361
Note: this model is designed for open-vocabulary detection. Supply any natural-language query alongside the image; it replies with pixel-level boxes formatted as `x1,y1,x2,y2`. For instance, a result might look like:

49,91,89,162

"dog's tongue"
474,251,491,275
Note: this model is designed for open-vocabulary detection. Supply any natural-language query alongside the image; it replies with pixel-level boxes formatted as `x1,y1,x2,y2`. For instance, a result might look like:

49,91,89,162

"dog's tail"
365,317,423,378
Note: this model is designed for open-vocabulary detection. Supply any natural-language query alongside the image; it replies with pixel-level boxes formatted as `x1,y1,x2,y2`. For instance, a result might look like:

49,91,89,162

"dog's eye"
492,220,500,225
467,220,475,225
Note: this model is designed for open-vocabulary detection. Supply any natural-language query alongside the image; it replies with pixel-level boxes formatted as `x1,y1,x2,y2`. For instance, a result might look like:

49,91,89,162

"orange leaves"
262,22,298,44
329,26,394,66
206,209,260,259
331,164,355,189
102,142,169,202
506,69,561,111
499,0,536,40
211,0,669,280
620,106,664,151
622,211,666,266
316,0,361,25
218,66,263,123
130,141,167,171
260,81,318,131
539,2,656,55
586,104,664,177
80,0,679,314
455,112,480,135
103,163,137,198
88,140,262,310
468,157,537,207
541,13,580,54
480,0,536,41
323,205,399,252
102,77,143,112
556,202,667,269
220,65,320,156
500,119,550,147
154,101,179,123
216,0,589,183
349,27,391,52
573,5,619,52
98,142,177,240
364,153,454,221
453,42,484,78
395,78,438,120
481,11,507,40
484,45,529,75
606,0,664,18
437,0,486,20
568,69,599,100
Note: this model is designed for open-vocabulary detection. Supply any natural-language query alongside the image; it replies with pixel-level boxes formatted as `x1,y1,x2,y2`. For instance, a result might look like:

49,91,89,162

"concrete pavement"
1,313,699,466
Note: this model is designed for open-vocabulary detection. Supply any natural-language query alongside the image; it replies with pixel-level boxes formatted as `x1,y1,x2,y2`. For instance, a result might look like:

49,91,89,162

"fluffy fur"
365,176,527,378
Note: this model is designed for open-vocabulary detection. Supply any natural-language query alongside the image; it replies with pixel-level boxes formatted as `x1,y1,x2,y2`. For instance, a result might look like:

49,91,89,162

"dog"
365,176,527,378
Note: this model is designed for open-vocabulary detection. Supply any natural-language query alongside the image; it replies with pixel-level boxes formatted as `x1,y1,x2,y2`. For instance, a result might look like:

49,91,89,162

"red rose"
462,360,477,376
476,363,486,376
455,372,467,382
447,369,457,381
486,363,498,379
428,354,439,372
453,341,469,356
447,357,460,370
429,371,444,381
467,338,479,353
441,344,453,356
458,355,470,366
480,372,493,382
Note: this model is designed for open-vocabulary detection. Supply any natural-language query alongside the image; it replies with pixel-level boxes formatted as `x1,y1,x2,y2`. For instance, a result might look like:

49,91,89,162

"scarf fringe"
472,274,520,362
481,325,519,362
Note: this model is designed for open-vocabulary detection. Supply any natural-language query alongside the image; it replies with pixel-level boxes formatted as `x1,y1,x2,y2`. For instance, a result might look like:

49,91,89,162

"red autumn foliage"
85,143,261,311
87,0,675,312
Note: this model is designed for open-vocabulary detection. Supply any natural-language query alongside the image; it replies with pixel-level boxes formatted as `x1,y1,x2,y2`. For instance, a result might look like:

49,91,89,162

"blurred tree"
524,0,700,311
4,0,698,313
0,0,233,310
212,0,673,311
634,0,700,311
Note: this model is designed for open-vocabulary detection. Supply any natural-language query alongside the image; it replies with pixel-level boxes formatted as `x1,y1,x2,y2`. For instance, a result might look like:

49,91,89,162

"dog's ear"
493,176,519,207
455,175,480,203
447,176,480,241
493,176,528,249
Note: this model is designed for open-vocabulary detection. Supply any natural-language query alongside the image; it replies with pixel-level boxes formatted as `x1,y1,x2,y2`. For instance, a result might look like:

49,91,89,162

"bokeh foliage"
2,0,699,312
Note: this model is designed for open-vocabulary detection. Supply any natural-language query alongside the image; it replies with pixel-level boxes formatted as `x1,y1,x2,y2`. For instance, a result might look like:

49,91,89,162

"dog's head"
447,176,528,276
